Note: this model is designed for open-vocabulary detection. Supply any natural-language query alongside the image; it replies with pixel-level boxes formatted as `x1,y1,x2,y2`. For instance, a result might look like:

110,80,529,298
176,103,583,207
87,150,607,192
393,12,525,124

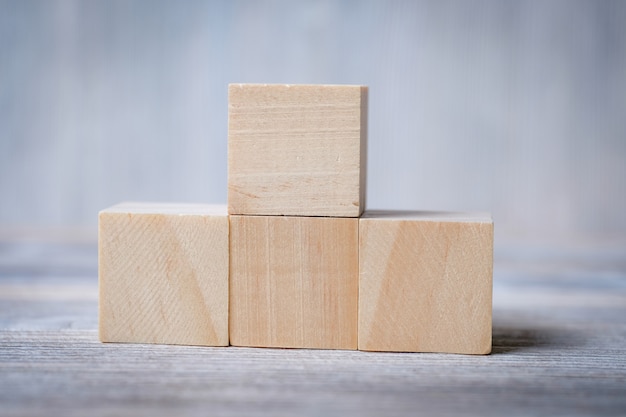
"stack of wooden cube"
99,84,493,354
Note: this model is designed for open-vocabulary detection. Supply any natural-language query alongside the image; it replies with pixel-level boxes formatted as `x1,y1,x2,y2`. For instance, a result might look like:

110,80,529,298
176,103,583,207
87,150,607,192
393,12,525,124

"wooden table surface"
1,238,625,416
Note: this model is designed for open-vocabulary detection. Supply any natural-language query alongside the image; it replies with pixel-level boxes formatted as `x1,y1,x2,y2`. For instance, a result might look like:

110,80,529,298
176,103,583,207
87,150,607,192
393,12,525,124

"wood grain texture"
98,203,229,346
359,210,493,354
227,83,367,217
229,215,358,349
1,239,626,416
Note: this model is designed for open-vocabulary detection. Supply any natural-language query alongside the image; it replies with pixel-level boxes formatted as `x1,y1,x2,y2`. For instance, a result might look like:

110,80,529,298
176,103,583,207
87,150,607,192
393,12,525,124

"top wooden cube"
228,84,368,217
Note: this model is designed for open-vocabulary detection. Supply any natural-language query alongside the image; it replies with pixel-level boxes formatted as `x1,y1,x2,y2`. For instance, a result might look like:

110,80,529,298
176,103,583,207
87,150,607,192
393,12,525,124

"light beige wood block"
99,202,229,346
358,211,493,354
228,83,368,217
229,215,359,349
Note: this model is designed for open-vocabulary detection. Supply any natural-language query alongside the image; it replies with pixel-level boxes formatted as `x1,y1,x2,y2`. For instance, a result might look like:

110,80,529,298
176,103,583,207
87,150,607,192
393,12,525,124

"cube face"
228,84,367,217
229,215,359,349
98,203,229,346
358,211,493,354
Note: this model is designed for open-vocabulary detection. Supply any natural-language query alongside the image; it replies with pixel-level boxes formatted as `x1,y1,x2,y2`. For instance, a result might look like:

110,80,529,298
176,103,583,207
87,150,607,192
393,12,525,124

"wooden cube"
99,203,229,346
358,211,493,354
229,215,359,349
228,83,368,217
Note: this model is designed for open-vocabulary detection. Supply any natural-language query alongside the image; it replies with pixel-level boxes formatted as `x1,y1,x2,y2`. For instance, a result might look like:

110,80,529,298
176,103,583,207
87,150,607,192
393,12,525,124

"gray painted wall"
1,0,625,244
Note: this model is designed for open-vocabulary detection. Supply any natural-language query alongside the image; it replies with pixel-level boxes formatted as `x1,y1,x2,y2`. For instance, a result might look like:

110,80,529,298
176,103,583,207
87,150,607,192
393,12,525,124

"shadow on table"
491,324,577,354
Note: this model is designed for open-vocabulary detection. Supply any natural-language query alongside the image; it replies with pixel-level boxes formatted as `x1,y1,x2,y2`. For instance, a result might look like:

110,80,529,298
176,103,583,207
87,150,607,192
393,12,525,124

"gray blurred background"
1,0,625,245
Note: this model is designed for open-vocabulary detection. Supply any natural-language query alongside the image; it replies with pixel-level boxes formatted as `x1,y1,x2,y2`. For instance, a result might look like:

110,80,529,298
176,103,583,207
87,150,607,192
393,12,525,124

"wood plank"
227,83,368,217
98,203,229,346
229,215,359,349
1,239,626,416
358,210,493,354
